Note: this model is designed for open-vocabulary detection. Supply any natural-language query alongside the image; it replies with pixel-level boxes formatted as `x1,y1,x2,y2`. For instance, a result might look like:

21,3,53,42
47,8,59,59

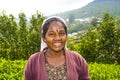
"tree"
67,12,120,64
96,12,117,63
68,14,74,24
91,17,99,26
0,11,46,60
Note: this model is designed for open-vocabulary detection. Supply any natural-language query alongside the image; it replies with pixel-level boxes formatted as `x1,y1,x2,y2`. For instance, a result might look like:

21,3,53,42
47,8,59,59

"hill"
55,0,120,19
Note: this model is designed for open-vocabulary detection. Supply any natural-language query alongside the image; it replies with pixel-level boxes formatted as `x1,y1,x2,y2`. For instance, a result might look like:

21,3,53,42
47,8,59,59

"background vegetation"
0,11,45,60
0,59,120,80
0,10,120,79
67,12,120,64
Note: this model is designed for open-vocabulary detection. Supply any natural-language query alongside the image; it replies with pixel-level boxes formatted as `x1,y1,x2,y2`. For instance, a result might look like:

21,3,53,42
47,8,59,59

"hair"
41,16,67,38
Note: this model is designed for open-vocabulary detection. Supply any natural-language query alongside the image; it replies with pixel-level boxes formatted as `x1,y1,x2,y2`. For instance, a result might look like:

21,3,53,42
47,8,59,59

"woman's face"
43,21,67,52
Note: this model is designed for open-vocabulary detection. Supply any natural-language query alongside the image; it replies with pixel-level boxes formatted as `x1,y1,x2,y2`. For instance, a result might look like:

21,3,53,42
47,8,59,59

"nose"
54,34,61,40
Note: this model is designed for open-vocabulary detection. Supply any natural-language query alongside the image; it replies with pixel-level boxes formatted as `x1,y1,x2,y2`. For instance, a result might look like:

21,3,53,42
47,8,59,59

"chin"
53,47,64,52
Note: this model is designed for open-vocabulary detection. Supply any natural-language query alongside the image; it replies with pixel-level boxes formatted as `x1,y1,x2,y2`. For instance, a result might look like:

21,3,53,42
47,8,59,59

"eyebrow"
47,31,54,33
48,29,65,32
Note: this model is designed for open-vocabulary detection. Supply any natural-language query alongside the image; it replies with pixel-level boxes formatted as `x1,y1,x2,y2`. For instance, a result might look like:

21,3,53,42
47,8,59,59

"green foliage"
68,21,90,34
0,11,46,60
91,18,99,26
0,59,26,80
68,14,75,24
0,59,120,80
89,63,120,80
95,12,118,63
67,12,120,64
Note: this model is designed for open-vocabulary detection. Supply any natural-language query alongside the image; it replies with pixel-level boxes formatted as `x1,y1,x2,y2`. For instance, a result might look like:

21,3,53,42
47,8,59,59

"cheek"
62,36,67,42
45,38,53,44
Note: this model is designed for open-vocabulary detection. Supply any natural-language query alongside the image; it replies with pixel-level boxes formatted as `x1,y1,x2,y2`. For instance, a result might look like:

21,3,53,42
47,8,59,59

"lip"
53,42,62,46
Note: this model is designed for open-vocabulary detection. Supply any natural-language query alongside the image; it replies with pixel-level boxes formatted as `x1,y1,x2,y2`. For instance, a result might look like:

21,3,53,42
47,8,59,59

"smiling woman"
24,16,90,80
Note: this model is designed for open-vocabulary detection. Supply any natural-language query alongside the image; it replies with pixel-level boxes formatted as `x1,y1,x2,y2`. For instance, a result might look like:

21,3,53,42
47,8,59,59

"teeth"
54,43,61,46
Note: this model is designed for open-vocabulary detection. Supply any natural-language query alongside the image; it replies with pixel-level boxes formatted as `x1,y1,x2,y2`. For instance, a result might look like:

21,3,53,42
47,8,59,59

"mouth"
53,42,62,47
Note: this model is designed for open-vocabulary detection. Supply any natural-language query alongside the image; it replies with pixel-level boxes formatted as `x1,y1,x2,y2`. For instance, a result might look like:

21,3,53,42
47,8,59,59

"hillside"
55,0,120,19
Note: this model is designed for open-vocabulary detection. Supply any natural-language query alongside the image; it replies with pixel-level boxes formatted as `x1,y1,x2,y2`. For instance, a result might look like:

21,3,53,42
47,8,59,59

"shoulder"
66,49,88,65
27,52,42,64
67,50,83,59
29,52,41,60
30,52,41,58
24,52,42,79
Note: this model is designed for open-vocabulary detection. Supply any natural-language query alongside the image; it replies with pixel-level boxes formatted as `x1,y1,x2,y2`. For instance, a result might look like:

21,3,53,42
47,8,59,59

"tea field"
0,59,120,80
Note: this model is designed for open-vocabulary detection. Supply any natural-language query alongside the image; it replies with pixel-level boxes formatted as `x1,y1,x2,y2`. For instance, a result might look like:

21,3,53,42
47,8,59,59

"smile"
53,43,62,46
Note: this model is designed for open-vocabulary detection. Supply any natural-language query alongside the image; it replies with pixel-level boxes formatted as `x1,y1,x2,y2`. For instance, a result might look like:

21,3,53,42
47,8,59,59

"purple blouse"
24,48,90,80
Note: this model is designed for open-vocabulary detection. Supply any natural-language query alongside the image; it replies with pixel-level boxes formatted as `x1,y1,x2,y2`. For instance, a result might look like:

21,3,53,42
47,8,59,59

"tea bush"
0,59,26,80
0,59,120,80
89,63,120,80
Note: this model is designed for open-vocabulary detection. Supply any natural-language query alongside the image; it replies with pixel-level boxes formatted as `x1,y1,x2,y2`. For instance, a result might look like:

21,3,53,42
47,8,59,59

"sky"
0,0,94,17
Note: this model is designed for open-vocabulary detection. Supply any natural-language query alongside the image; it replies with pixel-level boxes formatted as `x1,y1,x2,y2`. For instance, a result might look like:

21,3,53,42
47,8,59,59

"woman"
24,16,90,80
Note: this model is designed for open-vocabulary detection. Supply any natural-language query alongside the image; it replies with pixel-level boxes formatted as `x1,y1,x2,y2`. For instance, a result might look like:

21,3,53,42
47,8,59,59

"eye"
59,32,66,36
48,33,55,37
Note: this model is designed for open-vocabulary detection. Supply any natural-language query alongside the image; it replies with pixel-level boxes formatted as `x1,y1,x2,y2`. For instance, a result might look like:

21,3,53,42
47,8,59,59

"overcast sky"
0,0,94,17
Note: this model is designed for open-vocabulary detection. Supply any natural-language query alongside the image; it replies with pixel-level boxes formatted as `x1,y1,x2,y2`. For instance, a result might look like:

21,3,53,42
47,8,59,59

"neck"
45,48,65,58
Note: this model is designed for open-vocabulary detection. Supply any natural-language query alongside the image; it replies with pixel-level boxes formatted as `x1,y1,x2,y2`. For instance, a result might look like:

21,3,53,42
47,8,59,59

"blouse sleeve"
24,56,33,80
79,57,90,80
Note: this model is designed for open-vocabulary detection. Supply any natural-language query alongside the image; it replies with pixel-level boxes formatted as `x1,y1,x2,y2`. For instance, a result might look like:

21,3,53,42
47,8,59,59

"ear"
42,37,46,43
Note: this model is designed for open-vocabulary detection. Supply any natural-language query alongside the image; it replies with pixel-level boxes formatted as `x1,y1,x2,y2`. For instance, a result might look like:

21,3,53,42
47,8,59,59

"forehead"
48,21,65,31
